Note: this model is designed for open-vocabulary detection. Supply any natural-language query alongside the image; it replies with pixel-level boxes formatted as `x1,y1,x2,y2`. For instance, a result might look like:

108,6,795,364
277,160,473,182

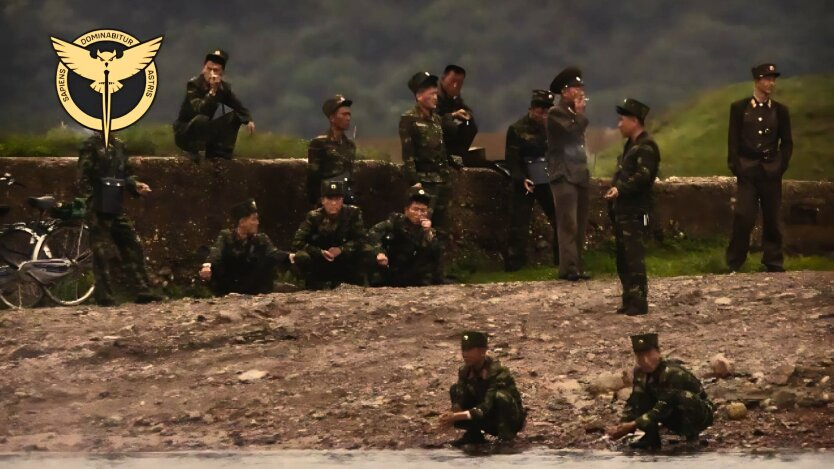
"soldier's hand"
438,411,457,428
451,109,471,121
289,253,296,264
328,247,343,259
411,183,423,189
199,264,212,281
605,421,636,440
321,250,335,262
604,186,619,200
208,73,221,94
246,121,256,136
136,182,152,195
523,179,535,193
376,253,388,267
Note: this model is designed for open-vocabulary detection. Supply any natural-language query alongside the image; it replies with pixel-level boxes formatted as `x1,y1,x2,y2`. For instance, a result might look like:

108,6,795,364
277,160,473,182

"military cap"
630,333,659,353
751,63,780,79
531,89,555,108
443,64,467,76
231,198,257,221
321,180,346,198
408,71,439,94
616,98,651,123
322,94,353,117
406,186,432,205
461,331,488,350
205,49,229,67
550,66,584,93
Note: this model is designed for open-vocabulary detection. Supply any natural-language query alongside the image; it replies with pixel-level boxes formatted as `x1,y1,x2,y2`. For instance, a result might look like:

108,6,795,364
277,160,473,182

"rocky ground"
0,271,832,453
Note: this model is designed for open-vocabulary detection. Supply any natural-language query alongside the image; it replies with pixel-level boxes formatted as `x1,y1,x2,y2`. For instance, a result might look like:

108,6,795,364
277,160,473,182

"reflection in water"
0,450,831,469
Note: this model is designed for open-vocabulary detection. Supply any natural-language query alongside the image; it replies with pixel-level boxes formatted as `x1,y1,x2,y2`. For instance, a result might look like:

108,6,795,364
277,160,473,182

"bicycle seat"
27,196,57,211
0,205,9,217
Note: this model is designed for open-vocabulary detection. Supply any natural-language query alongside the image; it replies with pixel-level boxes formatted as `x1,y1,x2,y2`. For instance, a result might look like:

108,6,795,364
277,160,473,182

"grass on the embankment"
0,124,391,161
451,237,834,284
592,74,834,181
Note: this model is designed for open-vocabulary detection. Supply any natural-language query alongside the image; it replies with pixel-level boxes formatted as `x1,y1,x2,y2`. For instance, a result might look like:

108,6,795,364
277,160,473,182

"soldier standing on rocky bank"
307,95,357,206
436,64,478,159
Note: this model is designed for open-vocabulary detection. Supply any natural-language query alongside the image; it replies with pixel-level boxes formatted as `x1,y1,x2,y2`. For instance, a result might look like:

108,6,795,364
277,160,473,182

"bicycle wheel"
0,270,44,309
0,227,43,309
37,222,95,306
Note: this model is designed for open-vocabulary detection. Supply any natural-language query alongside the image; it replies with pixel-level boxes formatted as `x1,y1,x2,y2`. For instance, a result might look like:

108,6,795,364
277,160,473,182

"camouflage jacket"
611,131,660,213
77,134,140,201
399,105,451,185
291,205,368,256
545,100,590,185
174,75,252,129
437,87,478,157
455,356,523,422
207,230,289,277
505,114,548,182
623,358,711,430
307,130,357,204
368,212,441,267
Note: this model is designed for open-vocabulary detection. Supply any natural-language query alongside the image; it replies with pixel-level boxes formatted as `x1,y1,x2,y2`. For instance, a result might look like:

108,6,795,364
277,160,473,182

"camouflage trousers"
506,181,559,271
420,180,453,242
210,257,280,296
370,253,442,287
87,211,151,303
294,250,365,290
612,210,649,311
449,384,525,440
174,111,242,159
630,390,715,438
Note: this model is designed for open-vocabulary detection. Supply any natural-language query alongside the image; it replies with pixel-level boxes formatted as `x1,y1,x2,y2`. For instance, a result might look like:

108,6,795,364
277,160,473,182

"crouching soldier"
368,186,443,287
199,199,294,295
291,181,368,289
606,333,714,450
438,331,526,447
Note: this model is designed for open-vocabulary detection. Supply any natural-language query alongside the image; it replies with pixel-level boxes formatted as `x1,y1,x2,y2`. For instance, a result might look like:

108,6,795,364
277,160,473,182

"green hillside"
592,74,834,181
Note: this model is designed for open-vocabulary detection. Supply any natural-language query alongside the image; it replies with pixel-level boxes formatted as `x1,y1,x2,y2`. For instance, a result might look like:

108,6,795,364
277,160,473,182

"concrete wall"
1,157,831,282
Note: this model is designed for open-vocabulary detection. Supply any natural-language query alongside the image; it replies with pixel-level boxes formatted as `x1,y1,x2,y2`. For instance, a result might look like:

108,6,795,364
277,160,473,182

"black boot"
451,430,486,447
629,430,661,450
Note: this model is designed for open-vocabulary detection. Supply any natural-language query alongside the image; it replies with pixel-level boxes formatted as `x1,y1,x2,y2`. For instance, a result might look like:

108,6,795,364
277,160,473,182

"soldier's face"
237,213,259,236
561,86,584,102
617,115,639,137
405,202,429,225
755,76,777,96
529,106,548,124
202,61,224,81
416,86,438,110
330,107,352,131
462,347,487,367
322,196,344,216
635,348,662,373
441,72,465,97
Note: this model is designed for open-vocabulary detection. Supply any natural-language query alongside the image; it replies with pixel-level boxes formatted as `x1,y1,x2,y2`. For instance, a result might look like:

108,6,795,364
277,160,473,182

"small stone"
710,353,735,378
714,297,732,306
238,369,268,382
217,310,243,323
616,387,632,402
767,364,796,385
773,390,797,409
725,402,748,420
587,371,626,394
8,345,46,360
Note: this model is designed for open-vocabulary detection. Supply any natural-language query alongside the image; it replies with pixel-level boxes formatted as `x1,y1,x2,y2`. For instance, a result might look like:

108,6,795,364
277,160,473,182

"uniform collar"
413,104,435,119
327,128,348,143
750,93,772,109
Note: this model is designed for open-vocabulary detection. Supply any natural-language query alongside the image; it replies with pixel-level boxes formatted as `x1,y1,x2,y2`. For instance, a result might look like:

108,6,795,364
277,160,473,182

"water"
0,450,831,469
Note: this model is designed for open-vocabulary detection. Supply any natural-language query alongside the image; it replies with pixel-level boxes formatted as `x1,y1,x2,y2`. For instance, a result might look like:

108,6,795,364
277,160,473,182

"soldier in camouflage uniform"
604,99,660,316
199,199,293,296
173,49,255,161
307,95,357,205
505,89,559,271
291,181,368,289
439,331,526,447
436,64,478,159
368,186,442,287
399,71,462,242
77,133,161,306
606,333,714,450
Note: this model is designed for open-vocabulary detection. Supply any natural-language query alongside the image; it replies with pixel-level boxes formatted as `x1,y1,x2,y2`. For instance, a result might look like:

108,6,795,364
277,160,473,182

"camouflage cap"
205,49,229,67
322,94,353,117
616,98,650,122
751,63,780,79
406,186,432,205
550,66,584,93
461,331,488,350
408,71,439,94
531,89,555,108
231,198,257,221
630,333,659,353
321,180,346,198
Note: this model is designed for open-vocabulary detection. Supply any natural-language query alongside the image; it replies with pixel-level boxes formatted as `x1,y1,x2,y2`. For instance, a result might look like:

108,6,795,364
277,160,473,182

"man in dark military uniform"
436,64,478,159
439,331,525,447
726,63,793,273
173,49,255,161
291,181,368,289
77,133,161,306
547,67,591,281
399,72,463,244
307,95,357,206
368,186,443,286
604,99,660,316
505,89,560,271
199,199,294,296
606,333,714,450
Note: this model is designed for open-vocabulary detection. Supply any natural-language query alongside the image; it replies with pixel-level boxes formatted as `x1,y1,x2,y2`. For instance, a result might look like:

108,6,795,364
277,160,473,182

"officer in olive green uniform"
292,181,368,289
201,199,292,296
368,186,443,286
606,334,714,450
77,133,161,306
307,95,357,205
439,331,525,446
436,64,478,159
399,72,462,241
605,99,660,316
505,89,559,271
726,63,793,273
173,49,254,161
